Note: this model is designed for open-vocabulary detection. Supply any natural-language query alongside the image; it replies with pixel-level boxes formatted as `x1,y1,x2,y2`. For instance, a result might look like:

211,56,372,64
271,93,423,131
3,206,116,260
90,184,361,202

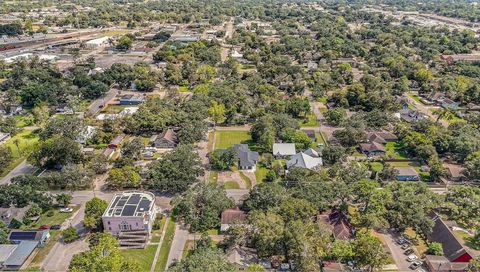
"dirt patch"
217,171,247,189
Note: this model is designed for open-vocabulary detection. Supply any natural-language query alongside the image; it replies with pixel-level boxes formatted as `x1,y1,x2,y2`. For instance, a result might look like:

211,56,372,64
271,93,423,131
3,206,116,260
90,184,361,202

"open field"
0,129,40,177
214,130,252,149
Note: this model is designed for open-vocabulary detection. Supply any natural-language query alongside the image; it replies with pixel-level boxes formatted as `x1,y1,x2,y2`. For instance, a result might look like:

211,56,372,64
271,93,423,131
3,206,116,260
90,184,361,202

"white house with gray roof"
273,143,296,158
286,152,323,170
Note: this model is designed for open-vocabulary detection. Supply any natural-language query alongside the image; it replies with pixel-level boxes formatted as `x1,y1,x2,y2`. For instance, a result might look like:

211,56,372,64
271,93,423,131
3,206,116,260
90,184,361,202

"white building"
85,37,110,49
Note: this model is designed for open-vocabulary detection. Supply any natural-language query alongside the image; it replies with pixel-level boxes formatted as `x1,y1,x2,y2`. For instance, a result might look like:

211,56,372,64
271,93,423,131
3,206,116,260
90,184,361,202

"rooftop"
395,166,419,176
272,143,296,156
103,192,155,218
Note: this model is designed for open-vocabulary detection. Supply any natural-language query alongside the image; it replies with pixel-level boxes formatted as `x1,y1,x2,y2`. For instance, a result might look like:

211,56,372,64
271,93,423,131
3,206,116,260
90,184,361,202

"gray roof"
286,152,323,170
232,144,258,168
273,143,296,156
4,241,37,267
0,244,17,262
104,192,155,217
303,148,319,158
395,166,419,176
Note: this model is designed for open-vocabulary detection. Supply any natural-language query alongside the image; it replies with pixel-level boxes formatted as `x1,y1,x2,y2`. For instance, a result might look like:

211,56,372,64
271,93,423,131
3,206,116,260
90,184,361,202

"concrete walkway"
150,217,170,272
166,223,189,268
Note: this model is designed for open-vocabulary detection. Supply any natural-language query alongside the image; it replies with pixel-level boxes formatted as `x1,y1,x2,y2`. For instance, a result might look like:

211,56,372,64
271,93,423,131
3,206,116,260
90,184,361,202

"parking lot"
382,232,427,272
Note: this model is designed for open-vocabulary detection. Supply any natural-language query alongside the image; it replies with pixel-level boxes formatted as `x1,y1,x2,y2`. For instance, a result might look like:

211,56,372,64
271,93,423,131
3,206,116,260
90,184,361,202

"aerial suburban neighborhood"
0,0,479,271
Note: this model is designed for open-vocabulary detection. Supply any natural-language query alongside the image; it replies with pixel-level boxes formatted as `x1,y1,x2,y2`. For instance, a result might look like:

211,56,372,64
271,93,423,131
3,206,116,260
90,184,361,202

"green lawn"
183,240,195,258
385,141,409,160
411,94,424,104
1,129,40,177
120,245,157,271
178,86,189,92
370,162,384,172
255,165,269,184
299,112,318,127
404,228,428,255
28,230,61,269
27,206,80,229
151,216,167,243
239,171,252,189
154,218,176,272
224,181,240,189
214,130,252,149
208,171,218,183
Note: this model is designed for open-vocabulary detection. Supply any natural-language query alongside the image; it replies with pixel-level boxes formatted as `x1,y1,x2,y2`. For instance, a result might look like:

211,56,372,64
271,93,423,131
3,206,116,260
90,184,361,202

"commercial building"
102,192,157,248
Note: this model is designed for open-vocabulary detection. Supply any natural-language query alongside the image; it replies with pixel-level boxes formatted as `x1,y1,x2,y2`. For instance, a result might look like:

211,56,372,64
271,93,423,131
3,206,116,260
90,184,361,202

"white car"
407,254,418,262
59,207,73,213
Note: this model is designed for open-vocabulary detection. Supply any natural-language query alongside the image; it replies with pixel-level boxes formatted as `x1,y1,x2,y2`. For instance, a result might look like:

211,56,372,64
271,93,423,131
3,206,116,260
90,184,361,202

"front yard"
299,112,318,127
385,141,409,160
120,245,158,271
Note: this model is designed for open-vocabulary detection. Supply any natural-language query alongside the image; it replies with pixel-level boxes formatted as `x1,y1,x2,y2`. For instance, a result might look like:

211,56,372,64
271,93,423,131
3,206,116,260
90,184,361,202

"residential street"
166,223,189,268
0,160,36,185
403,93,448,127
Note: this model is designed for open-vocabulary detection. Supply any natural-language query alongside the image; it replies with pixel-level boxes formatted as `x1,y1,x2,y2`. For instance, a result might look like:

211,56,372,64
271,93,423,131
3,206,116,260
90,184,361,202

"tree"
445,186,480,229
173,183,233,232
40,115,83,141
88,154,109,174
276,197,317,222
29,136,84,169
62,226,79,243
243,183,288,212
427,242,444,256
121,137,145,160
106,166,141,190
168,246,236,272
249,211,285,257
322,145,347,165
352,230,389,272
466,154,480,181
324,108,347,126
209,148,236,171
56,193,73,207
0,146,13,170
116,36,133,51
70,233,140,272
83,197,108,230
468,258,480,272
0,221,8,244
208,101,226,125
146,145,204,193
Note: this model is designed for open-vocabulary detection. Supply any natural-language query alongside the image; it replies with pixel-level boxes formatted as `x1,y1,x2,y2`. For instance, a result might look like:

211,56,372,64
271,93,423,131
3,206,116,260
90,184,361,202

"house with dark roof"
442,98,460,110
394,166,420,181
359,142,386,157
8,230,50,247
318,210,353,240
150,129,178,148
119,94,145,105
427,213,475,263
226,246,258,270
221,207,248,232
399,109,427,123
366,130,398,144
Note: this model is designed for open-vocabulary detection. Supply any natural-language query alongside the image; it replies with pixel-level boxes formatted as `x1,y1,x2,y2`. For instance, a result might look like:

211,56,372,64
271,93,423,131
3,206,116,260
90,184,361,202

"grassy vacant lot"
101,104,131,114
224,180,240,189
120,245,157,271
1,129,40,177
29,206,80,229
299,112,318,127
255,165,269,184
154,218,176,272
385,141,409,160
214,130,252,149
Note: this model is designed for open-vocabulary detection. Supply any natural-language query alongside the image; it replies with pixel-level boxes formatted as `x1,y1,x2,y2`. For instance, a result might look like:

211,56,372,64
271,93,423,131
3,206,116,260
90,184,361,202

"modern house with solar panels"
102,191,157,248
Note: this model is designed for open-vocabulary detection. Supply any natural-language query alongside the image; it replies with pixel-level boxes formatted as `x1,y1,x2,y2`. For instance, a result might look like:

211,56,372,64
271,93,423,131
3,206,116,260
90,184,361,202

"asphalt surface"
381,232,414,272
0,160,36,185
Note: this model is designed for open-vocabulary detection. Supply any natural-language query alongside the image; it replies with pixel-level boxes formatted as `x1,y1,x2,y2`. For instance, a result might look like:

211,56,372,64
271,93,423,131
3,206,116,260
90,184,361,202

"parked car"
409,261,422,270
60,207,73,213
404,249,414,255
401,244,410,250
407,254,418,262
396,238,407,245
50,224,61,230
39,225,49,230
416,268,427,272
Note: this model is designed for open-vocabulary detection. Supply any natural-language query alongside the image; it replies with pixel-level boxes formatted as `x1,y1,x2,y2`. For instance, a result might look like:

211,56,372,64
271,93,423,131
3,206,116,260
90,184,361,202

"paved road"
87,87,119,116
403,93,448,127
0,160,36,185
166,223,189,268
381,232,411,272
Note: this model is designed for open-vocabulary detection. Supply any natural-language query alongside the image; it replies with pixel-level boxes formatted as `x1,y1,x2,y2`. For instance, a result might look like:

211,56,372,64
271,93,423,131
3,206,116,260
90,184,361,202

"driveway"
166,223,189,268
381,232,413,271
42,238,89,272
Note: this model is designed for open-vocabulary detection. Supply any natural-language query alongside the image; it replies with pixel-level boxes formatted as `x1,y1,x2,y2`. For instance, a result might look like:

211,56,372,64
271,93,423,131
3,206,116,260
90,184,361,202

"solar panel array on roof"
9,231,37,241
127,194,141,205
105,192,155,217
122,205,136,216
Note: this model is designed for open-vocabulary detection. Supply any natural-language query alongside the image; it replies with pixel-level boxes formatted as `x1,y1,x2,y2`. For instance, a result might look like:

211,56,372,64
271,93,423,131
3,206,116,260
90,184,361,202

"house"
150,129,178,148
226,246,258,270
119,95,145,105
76,126,96,145
444,163,467,182
0,241,38,269
221,207,248,232
428,92,447,104
427,213,476,263
302,129,316,142
322,262,345,272
102,192,157,248
395,167,420,181
303,148,319,158
231,144,259,170
359,142,386,157
424,255,470,272
441,54,480,64
102,148,115,160
272,143,296,158
286,152,323,170
107,134,124,149
366,130,398,144
0,206,29,228
8,230,50,247
399,109,427,123
442,98,460,110
318,210,353,240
